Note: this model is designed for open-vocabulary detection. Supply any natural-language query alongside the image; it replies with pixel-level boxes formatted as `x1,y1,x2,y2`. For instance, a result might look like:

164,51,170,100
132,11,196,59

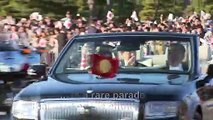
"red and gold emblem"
90,54,119,78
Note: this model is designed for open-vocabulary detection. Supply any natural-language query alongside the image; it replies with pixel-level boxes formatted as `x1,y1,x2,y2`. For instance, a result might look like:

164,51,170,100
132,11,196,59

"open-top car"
11,32,213,120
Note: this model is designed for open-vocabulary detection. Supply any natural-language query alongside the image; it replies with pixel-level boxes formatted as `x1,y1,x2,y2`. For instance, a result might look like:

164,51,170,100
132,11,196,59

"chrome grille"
40,98,139,120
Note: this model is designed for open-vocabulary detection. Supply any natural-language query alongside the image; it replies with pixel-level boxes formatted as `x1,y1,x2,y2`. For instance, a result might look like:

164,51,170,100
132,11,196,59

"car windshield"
54,35,192,84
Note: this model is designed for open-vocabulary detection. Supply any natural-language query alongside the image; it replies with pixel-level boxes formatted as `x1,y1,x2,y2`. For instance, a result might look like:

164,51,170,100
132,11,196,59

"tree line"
0,0,212,21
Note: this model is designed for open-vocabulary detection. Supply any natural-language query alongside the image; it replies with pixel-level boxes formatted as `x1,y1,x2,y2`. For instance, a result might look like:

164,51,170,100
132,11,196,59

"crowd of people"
0,10,212,65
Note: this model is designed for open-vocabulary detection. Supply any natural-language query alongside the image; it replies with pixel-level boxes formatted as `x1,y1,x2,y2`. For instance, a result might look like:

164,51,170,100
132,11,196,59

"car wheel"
5,107,11,114
3,80,7,85
193,111,202,120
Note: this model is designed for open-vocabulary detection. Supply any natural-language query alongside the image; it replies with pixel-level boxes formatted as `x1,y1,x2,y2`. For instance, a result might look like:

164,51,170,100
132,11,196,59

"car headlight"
11,100,39,119
145,101,178,119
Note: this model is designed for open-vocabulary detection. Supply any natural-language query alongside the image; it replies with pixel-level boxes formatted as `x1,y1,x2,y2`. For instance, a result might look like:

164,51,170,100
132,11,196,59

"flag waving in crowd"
106,11,114,21
131,11,139,21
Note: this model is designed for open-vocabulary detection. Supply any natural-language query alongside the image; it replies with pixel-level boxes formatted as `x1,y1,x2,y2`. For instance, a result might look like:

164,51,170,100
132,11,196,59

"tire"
193,111,202,120
5,107,11,114
3,80,7,85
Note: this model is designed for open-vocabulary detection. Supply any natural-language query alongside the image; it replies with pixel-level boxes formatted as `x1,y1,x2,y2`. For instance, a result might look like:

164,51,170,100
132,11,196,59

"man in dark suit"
167,43,186,71
116,41,146,67
57,28,67,52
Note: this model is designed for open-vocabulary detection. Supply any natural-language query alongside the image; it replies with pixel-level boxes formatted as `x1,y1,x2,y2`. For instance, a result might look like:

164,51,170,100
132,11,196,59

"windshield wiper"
167,74,184,85
116,78,162,85
167,74,180,80
117,78,140,83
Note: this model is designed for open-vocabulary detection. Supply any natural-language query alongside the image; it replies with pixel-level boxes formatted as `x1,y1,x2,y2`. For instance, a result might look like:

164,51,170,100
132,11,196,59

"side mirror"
27,64,47,79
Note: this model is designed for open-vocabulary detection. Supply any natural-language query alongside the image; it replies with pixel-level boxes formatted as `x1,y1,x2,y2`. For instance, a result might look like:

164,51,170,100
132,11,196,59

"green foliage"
0,0,79,19
204,0,213,15
139,0,184,20
139,9,155,20
0,0,212,21
71,0,88,15
185,0,213,17
139,0,155,20
184,5,194,17
92,0,135,21
28,0,78,18
94,0,107,19
0,0,33,18
113,0,134,20
192,0,204,12
205,5,213,14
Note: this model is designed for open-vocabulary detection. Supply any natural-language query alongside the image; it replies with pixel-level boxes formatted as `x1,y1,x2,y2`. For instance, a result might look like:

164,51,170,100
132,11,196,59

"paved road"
0,80,34,120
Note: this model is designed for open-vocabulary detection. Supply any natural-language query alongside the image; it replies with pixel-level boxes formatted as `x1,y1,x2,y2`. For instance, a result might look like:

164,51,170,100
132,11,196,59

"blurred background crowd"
0,0,212,65
0,10,212,65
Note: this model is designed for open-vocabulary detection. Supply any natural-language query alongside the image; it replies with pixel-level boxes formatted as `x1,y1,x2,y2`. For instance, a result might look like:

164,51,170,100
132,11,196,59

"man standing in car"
167,43,186,71
116,41,147,67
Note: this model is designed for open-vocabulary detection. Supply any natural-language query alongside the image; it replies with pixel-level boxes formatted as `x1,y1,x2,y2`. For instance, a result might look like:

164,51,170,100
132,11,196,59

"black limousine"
11,32,213,120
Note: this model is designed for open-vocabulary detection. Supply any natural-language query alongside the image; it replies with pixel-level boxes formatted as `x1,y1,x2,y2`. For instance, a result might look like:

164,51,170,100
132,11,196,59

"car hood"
14,74,193,101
